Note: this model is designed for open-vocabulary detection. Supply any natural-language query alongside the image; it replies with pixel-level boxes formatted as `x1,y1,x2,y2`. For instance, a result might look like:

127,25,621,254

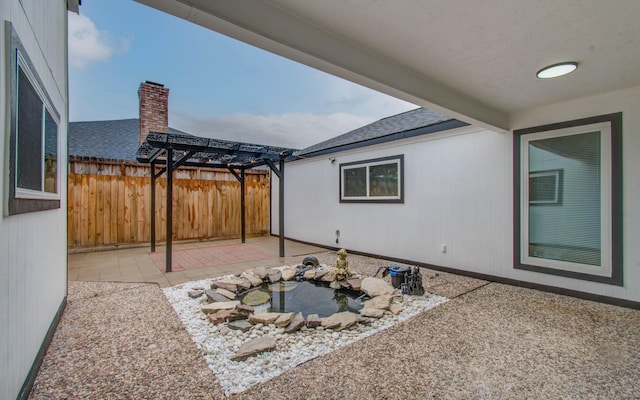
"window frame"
513,113,623,286
5,22,61,215
339,155,404,203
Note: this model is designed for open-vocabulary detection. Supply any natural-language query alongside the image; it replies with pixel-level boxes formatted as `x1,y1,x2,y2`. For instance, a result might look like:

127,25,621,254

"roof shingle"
295,108,466,157
68,119,187,161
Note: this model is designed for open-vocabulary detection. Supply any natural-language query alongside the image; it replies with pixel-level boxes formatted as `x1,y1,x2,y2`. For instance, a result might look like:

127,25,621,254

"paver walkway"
149,243,275,272
68,236,325,287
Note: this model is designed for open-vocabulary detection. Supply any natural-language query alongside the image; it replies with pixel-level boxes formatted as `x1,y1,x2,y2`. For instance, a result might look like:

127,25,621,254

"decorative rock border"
163,265,449,396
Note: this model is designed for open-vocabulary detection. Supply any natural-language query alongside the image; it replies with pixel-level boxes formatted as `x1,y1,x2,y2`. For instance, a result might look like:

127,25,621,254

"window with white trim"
6,23,61,215
514,113,622,285
340,155,403,203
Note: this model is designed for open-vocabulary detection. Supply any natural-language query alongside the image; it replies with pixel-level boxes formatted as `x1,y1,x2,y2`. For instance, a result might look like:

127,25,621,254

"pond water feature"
239,280,363,317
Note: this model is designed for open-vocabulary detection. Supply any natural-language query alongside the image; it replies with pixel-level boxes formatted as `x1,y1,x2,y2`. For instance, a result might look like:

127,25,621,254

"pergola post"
165,148,173,273
150,160,156,253
241,168,246,243
279,157,285,257
136,133,295,270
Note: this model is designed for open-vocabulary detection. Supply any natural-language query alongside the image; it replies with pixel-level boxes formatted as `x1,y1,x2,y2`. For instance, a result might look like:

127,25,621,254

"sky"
68,0,417,149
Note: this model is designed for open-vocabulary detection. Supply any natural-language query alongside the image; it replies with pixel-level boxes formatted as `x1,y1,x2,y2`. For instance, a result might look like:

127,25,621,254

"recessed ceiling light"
536,62,578,79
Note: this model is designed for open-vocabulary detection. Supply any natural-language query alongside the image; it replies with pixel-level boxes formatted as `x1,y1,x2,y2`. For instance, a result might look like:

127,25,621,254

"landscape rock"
231,336,277,361
233,278,252,290
236,304,255,314
389,303,403,315
303,270,316,280
267,269,282,283
253,266,268,279
188,289,204,298
284,312,305,333
280,267,297,281
345,278,363,291
274,312,295,327
201,301,240,314
242,290,270,306
205,290,230,303
306,314,321,328
320,270,336,282
249,312,281,325
210,281,238,292
361,277,394,297
208,309,247,324
339,281,352,289
360,308,385,318
364,294,392,310
329,281,342,289
321,311,357,330
228,320,253,332
313,269,329,280
241,272,263,287
216,288,236,300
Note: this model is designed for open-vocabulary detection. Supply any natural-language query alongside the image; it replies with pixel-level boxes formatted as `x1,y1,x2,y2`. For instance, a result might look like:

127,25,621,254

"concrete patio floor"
30,237,640,399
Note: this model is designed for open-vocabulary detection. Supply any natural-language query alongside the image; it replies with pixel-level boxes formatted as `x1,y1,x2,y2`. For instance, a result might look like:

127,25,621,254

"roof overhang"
135,0,640,133
67,0,80,14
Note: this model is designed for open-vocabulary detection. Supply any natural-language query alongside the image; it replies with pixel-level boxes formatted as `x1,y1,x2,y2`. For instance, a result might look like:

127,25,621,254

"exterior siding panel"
0,2,69,398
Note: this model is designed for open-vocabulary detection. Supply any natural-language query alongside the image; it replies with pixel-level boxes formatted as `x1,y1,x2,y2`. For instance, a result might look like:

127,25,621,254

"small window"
514,113,622,285
340,155,403,203
6,23,61,215
529,169,563,205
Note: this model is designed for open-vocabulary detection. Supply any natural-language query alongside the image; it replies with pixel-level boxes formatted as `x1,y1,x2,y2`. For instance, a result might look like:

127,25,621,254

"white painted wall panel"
280,126,512,275
278,86,639,303
0,1,69,398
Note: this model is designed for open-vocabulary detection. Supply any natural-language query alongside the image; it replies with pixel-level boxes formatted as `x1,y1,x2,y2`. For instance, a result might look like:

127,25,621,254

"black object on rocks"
401,267,425,296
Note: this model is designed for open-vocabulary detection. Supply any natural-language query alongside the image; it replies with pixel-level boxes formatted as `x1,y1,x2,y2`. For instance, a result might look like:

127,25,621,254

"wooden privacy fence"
67,159,270,248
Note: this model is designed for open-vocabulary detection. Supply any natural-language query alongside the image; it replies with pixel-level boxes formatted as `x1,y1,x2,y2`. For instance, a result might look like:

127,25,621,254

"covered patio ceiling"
135,0,640,133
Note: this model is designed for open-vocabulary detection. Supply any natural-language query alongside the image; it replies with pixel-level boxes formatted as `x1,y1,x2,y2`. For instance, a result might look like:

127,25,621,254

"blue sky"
68,0,416,148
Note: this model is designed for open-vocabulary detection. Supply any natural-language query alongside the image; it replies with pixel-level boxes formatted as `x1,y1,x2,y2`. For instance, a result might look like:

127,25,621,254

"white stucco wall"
277,85,640,303
0,2,69,398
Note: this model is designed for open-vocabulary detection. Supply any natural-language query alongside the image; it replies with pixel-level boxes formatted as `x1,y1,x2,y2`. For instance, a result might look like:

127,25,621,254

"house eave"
295,119,469,159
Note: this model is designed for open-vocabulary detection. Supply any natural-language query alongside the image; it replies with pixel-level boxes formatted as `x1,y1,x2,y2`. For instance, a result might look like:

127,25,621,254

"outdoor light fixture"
536,62,578,79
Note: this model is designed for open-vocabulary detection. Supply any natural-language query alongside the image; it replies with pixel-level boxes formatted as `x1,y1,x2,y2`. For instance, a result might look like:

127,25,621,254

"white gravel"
163,274,448,396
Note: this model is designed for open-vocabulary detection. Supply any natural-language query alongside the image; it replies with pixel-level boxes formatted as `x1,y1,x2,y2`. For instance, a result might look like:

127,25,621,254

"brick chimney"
138,81,169,145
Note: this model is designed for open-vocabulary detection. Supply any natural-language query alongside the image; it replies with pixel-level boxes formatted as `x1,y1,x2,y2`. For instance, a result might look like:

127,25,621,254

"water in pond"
239,281,363,318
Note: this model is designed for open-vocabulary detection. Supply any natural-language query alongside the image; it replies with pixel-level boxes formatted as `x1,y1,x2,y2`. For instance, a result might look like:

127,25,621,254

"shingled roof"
68,118,188,161
295,108,468,158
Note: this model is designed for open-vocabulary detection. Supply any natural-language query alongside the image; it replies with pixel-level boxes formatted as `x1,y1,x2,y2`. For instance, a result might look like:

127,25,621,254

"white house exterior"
272,88,639,306
132,0,639,307
1,1,75,398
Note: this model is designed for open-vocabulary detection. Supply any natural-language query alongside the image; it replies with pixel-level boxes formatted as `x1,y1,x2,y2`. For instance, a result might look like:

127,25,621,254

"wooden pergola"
136,132,296,273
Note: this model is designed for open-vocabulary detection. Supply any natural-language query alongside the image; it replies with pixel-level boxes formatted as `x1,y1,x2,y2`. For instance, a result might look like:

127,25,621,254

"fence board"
67,163,270,248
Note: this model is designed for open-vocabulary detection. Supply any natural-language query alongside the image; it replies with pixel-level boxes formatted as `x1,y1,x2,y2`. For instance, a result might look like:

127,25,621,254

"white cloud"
68,13,129,69
312,71,418,117
172,112,376,149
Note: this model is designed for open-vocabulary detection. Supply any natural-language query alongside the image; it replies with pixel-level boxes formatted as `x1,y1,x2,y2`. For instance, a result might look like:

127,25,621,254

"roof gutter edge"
294,119,469,160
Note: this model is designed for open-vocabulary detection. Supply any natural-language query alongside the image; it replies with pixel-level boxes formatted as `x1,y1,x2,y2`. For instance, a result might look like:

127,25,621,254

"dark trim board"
276,235,640,310
513,112,623,286
18,296,67,400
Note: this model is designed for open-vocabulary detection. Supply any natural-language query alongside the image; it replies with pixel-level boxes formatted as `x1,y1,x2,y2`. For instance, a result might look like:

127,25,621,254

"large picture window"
513,113,622,285
6,22,61,215
340,155,404,203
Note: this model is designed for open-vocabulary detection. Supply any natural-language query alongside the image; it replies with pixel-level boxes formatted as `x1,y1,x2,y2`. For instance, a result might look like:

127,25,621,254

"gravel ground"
232,283,640,400
29,254,640,399
29,281,226,399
